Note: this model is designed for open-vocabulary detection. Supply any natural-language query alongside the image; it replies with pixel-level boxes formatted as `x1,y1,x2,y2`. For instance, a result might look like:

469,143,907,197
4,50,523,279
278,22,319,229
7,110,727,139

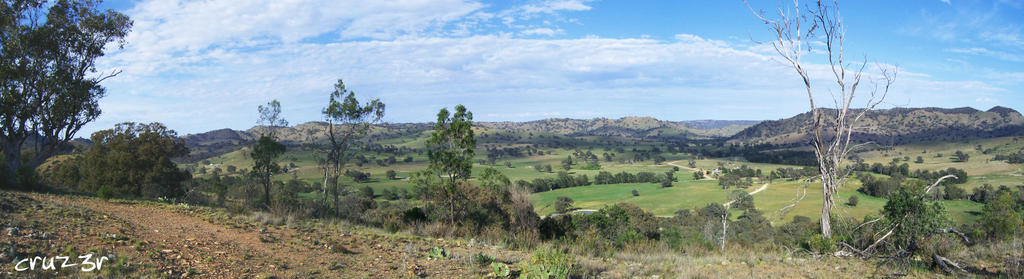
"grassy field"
187,135,1014,227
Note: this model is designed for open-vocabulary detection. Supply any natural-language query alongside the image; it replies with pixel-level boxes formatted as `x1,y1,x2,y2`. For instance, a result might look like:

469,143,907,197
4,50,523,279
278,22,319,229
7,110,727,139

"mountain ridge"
729,106,1024,145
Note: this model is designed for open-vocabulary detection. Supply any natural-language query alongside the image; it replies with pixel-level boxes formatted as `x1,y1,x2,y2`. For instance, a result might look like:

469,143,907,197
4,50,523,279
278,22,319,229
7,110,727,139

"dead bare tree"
746,0,897,238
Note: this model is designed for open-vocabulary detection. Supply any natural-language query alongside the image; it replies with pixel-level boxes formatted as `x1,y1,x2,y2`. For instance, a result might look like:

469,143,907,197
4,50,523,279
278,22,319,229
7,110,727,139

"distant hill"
475,117,758,139
179,117,758,162
729,106,1024,145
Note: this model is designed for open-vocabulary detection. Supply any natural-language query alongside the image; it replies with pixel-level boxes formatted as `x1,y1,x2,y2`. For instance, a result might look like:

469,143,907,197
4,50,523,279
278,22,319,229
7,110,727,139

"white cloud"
83,0,1018,136
520,0,592,15
521,27,562,36
940,0,951,5
948,47,1024,62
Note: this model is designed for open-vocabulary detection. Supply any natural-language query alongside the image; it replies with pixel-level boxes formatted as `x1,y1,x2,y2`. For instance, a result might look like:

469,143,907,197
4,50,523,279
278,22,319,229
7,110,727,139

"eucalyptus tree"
0,0,132,187
251,100,287,207
423,105,475,224
320,80,384,213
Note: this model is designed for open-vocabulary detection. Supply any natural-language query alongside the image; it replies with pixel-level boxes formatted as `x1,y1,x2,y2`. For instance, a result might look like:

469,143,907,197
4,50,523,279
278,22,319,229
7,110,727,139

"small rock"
258,228,267,234
39,232,50,239
5,227,18,236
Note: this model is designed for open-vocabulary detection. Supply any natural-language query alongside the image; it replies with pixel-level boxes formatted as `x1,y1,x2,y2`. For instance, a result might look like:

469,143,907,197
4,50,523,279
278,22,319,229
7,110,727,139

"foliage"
422,105,475,224
59,122,189,198
0,0,132,187
729,190,754,210
251,136,285,206
953,150,969,162
427,246,449,259
881,186,950,253
488,262,511,278
519,248,576,279
479,167,511,193
980,191,1023,240
320,79,385,212
847,195,859,207
554,196,574,214
473,252,496,267
631,189,639,196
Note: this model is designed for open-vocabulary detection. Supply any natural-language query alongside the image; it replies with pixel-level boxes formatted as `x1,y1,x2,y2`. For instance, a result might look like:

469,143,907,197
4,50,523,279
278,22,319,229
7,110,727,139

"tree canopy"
1,0,132,187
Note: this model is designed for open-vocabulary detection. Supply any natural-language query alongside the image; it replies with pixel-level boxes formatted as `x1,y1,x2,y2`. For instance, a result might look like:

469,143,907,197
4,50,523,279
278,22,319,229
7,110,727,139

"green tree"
251,100,287,207
953,150,969,162
554,196,574,214
479,167,510,193
386,169,397,180
251,136,285,207
425,105,475,224
847,195,859,207
320,80,384,211
1,0,132,187
980,191,1023,239
74,122,189,198
730,190,755,211
881,186,949,253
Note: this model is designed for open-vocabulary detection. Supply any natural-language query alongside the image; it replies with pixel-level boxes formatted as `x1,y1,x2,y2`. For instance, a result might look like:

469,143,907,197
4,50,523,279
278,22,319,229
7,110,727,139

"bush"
97,186,113,200
980,191,1023,240
473,252,495,267
386,170,397,180
427,246,449,259
847,195,859,207
554,196,574,214
519,248,576,279
358,186,374,199
631,189,639,196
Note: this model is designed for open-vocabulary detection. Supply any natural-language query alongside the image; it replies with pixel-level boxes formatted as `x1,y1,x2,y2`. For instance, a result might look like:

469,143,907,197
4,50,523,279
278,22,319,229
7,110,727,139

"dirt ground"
0,191,524,278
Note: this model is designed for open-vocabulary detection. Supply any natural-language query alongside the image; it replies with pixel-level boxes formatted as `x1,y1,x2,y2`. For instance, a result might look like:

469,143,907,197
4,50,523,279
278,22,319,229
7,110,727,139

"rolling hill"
179,117,758,162
729,106,1024,146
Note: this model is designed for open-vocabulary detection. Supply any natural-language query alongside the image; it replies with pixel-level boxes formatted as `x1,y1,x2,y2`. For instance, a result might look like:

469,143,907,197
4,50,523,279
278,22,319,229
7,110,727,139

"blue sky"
85,0,1024,135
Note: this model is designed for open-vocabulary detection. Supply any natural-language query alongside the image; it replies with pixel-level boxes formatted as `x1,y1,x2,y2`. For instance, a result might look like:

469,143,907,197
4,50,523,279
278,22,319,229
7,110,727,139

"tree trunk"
263,177,271,208
720,212,728,250
321,168,330,206
3,141,20,187
821,180,834,238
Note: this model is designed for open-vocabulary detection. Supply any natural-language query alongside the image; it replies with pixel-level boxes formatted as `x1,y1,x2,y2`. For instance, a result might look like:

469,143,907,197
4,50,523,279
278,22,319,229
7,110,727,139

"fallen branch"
862,226,895,255
837,241,867,257
933,254,966,274
933,228,970,245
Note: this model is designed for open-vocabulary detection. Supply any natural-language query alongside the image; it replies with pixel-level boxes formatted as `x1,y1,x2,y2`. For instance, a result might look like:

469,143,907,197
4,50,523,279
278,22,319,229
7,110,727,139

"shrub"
473,252,495,267
386,170,397,180
427,246,449,259
554,196,574,214
489,262,511,278
847,195,859,207
519,248,576,279
97,186,113,200
358,186,374,199
631,189,639,196
980,191,1023,240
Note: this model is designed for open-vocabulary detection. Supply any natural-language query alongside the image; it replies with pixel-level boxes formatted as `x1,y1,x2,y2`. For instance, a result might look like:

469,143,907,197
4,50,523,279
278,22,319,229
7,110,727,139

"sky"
83,0,1024,136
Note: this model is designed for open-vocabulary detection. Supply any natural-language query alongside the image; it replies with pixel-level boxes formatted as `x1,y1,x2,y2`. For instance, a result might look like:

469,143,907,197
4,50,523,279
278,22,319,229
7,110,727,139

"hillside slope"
180,117,757,162
730,106,1024,145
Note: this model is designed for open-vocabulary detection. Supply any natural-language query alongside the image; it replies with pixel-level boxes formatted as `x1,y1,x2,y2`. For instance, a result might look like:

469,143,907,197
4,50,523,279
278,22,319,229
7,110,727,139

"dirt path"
724,182,770,207
42,195,325,278
8,193,511,278
666,160,699,171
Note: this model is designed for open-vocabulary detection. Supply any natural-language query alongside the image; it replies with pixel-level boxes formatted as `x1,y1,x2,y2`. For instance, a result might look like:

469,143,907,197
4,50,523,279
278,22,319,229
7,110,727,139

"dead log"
933,228,970,245
933,254,966,274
